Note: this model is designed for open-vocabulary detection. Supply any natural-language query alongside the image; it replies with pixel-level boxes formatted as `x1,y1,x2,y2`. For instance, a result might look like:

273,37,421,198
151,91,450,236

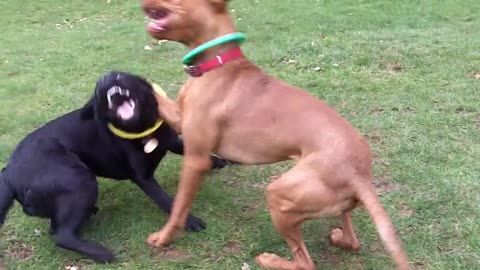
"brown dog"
141,0,411,269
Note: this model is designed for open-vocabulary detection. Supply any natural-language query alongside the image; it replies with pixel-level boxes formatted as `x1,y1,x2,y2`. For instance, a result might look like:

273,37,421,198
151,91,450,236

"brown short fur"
142,0,411,269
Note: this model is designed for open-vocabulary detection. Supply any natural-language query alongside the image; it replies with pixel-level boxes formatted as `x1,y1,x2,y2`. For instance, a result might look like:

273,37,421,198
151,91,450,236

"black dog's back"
4,137,97,218
23,110,132,179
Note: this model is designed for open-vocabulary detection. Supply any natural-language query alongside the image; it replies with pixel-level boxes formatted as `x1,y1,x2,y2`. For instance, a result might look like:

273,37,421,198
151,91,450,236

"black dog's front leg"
133,177,206,232
123,140,208,232
168,136,228,169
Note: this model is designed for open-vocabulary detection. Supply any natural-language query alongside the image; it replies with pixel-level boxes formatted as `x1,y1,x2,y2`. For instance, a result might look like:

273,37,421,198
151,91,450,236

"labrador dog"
0,71,227,263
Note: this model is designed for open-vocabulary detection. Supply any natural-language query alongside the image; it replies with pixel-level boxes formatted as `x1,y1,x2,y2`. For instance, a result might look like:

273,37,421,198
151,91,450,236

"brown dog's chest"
179,78,304,165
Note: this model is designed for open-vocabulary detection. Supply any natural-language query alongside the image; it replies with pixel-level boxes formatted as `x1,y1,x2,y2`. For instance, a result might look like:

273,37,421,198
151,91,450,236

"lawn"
1,0,480,269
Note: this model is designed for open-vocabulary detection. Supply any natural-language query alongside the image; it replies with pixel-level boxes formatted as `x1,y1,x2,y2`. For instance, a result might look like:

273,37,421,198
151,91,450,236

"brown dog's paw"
256,253,314,270
255,253,286,269
329,228,361,250
147,231,171,247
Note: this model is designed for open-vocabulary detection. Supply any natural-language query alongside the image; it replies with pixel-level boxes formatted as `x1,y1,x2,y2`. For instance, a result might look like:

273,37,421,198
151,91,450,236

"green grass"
1,0,480,269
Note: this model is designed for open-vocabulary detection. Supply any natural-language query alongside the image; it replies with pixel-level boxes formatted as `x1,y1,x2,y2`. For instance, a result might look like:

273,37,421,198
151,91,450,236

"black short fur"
0,71,227,263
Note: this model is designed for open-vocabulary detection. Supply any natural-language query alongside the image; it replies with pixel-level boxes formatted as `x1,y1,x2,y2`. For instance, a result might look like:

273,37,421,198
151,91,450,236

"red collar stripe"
184,47,243,77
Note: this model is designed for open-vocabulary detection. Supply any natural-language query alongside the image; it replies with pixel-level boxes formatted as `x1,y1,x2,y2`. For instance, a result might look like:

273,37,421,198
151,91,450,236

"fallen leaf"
397,202,415,218
241,262,251,270
385,63,404,73
5,239,33,260
242,204,259,217
373,177,404,195
284,59,297,64
151,247,191,260
223,240,242,254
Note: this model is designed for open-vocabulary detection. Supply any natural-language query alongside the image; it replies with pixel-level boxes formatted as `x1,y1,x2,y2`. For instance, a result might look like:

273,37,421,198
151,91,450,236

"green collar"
182,32,247,65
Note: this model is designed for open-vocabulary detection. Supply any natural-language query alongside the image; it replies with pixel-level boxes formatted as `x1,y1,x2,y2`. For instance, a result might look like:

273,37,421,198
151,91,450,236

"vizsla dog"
141,0,411,269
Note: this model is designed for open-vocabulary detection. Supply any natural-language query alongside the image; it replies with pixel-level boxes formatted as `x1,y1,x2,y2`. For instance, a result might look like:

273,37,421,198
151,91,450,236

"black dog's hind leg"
0,172,15,225
134,177,206,232
167,136,227,169
49,206,98,236
49,220,57,235
52,196,114,263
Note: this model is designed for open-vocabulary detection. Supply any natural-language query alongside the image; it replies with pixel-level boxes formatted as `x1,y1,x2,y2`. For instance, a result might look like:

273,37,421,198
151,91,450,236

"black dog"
0,72,227,263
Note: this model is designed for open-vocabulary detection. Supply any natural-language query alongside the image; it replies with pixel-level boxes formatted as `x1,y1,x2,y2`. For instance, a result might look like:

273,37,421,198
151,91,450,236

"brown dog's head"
142,0,234,47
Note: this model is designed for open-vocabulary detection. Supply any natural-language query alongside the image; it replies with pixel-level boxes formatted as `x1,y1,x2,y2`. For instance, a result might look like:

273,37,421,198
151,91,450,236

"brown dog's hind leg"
330,211,361,250
256,173,318,270
256,209,314,270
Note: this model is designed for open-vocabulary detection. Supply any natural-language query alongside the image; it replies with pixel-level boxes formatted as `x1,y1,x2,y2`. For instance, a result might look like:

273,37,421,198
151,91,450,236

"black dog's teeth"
107,86,130,98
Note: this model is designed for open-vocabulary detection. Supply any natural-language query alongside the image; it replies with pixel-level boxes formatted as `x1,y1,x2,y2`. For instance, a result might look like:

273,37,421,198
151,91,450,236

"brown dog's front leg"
147,154,212,247
147,107,219,247
153,87,182,134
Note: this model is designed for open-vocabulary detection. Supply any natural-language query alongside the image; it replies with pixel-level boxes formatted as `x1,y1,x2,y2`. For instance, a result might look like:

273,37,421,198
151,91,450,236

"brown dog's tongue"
147,18,168,32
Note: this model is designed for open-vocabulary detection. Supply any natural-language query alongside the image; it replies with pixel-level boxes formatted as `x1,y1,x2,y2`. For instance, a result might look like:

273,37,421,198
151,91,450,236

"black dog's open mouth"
107,86,136,120
144,8,170,32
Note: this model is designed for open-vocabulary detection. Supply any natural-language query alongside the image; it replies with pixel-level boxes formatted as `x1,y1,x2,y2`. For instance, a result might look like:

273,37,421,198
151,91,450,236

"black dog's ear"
79,94,95,120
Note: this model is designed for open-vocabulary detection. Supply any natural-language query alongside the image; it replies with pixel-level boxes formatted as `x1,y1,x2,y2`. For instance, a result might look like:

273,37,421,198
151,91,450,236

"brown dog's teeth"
146,9,168,19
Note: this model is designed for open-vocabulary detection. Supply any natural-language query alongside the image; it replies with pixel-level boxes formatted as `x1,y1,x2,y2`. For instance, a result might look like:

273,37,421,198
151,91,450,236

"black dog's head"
81,71,160,133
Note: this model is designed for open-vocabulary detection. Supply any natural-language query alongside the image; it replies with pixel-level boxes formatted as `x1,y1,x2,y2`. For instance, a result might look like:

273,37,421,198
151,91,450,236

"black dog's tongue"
117,100,136,120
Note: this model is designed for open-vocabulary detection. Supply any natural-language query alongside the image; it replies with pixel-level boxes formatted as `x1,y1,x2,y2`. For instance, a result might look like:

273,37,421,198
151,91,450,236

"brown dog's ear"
208,0,227,13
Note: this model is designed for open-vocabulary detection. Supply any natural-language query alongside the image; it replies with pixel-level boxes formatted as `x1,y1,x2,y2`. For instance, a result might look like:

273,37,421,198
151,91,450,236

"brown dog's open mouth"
144,8,170,32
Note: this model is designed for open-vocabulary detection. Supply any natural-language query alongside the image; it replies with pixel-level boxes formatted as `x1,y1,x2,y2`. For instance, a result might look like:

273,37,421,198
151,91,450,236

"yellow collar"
108,120,163,139
107,83,167,140
152,83,167,98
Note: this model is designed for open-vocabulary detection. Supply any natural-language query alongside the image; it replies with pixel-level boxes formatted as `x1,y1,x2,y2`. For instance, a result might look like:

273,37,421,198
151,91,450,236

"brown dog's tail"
353,178,411,270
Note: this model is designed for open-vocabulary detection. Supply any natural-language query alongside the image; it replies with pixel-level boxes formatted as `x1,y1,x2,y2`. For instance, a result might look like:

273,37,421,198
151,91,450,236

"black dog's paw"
185,214,206,232
92,250,115,264
210,156,227,170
